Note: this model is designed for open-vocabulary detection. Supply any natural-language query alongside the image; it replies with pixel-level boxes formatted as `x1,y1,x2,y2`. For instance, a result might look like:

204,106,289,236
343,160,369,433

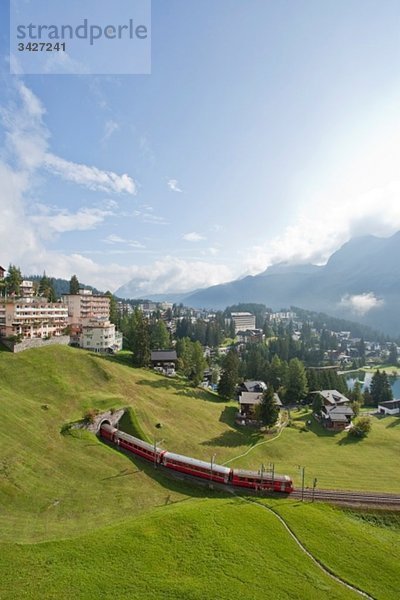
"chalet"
312,389,350,407
321,405,354,430
150,349,177,376
238,390,282,418
0,266,5,280
378,399,400,416
311,389,353,430
238,380,267,394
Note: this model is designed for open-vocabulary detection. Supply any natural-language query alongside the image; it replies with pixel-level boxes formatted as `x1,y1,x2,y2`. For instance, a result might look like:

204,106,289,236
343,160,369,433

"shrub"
84,408,100,424
350,416,372,438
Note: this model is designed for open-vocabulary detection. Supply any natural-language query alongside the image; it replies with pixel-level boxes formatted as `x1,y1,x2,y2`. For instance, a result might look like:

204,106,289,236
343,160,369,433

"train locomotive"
100,423,294,493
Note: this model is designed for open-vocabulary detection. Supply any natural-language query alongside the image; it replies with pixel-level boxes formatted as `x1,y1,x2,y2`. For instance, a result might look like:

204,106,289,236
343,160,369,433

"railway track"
291,488,400,507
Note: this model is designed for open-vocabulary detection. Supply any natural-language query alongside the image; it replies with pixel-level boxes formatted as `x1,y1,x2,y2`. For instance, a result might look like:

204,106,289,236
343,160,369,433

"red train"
100,423,294,493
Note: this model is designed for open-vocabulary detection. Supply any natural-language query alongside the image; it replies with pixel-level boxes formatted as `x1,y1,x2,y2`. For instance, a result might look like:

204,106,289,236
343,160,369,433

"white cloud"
102,120,119,143
183,232,206,242
340,293,384,315
104,234,145,248
31,207,113,235
1,82,136,194
0,82,141,292
168,179,183,193
116,257,233,296
44,153,136,194
242,93,400,275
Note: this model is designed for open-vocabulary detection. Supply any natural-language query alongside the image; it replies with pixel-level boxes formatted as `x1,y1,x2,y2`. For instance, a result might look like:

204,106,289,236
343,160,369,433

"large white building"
0,298,68,340
231,312,256,333
79,318,123,353
62,290,123,353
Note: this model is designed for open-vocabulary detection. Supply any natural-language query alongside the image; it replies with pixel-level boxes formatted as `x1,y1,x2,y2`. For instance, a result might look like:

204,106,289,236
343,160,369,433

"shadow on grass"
200,429,262,448
96,351,134,368
101,439,233,502
102,467,141,480
219,405,238,427
386,418,400,428
290,415,338,439
136,377,225,403
337,434,365,445
136,377,184,391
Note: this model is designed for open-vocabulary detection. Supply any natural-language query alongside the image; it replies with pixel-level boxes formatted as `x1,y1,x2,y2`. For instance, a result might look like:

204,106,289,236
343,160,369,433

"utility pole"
260,463,264,494
298,465,305,501
210,453,216,485
312,477,318,502
269,462,275,491
154,438,164,468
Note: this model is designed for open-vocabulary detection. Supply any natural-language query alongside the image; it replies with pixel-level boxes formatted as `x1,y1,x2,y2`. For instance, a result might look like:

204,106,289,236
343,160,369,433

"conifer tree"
69,274,80,295
286,358,308,404
5,264,22,295
217,348,239,399
258,386,279,428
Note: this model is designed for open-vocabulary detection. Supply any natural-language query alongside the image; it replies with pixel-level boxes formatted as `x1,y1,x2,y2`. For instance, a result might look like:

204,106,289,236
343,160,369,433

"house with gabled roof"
237,389,282,425
151,349,177,376
311,389,354,430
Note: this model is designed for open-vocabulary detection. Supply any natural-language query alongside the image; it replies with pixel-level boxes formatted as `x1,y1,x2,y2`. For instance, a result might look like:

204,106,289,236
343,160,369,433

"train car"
231,469,294,493
161,451,231,484
99,424,293,493
99,422,118,441
114,430,164,464
99,424,164,464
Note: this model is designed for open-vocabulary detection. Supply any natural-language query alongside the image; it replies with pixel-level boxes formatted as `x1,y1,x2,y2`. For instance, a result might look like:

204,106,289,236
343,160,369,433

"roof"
323,405,354,421
163,451,231,475
379,399,400,408
239,391,282,406
239,392,263,405
115,430,160,453
326,413,349,422
151,350,177,361
241,380,267,392
233,469,289,483
313,390,350,405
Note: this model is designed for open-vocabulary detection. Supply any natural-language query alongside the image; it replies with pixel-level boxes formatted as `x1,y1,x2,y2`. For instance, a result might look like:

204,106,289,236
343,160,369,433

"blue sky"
1,0,400,295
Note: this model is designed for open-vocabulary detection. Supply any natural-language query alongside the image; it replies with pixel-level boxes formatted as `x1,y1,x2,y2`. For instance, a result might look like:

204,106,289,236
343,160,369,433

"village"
1,264,399,435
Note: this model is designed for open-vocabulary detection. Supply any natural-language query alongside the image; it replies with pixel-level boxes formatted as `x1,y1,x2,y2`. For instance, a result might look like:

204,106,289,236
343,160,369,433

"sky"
1,0,400,295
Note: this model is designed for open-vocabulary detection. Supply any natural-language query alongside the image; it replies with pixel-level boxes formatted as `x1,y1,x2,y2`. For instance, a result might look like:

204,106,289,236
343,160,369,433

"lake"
346,370,400,398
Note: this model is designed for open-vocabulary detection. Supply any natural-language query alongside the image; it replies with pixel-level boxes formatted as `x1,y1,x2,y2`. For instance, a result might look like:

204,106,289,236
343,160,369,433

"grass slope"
0,499,360,600
270,501,400,600
1,347,399,599
1,346,400,544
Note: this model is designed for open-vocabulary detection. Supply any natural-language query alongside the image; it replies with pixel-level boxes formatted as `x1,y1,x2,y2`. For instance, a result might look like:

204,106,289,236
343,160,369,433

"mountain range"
116,232,400,336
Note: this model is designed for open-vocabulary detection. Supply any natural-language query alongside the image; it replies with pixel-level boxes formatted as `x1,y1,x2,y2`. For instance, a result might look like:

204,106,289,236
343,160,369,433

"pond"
346,370,400,398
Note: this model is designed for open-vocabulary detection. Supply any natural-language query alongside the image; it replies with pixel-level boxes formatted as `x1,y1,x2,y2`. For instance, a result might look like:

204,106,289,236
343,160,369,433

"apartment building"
79,318,123,353
0,298,68,340
61,290,123,353
61,290,110,325
231,312,256,333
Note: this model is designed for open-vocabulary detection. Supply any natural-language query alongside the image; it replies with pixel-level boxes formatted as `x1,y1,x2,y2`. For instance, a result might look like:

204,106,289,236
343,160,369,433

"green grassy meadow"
1,346,400,599
0,498,389,600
